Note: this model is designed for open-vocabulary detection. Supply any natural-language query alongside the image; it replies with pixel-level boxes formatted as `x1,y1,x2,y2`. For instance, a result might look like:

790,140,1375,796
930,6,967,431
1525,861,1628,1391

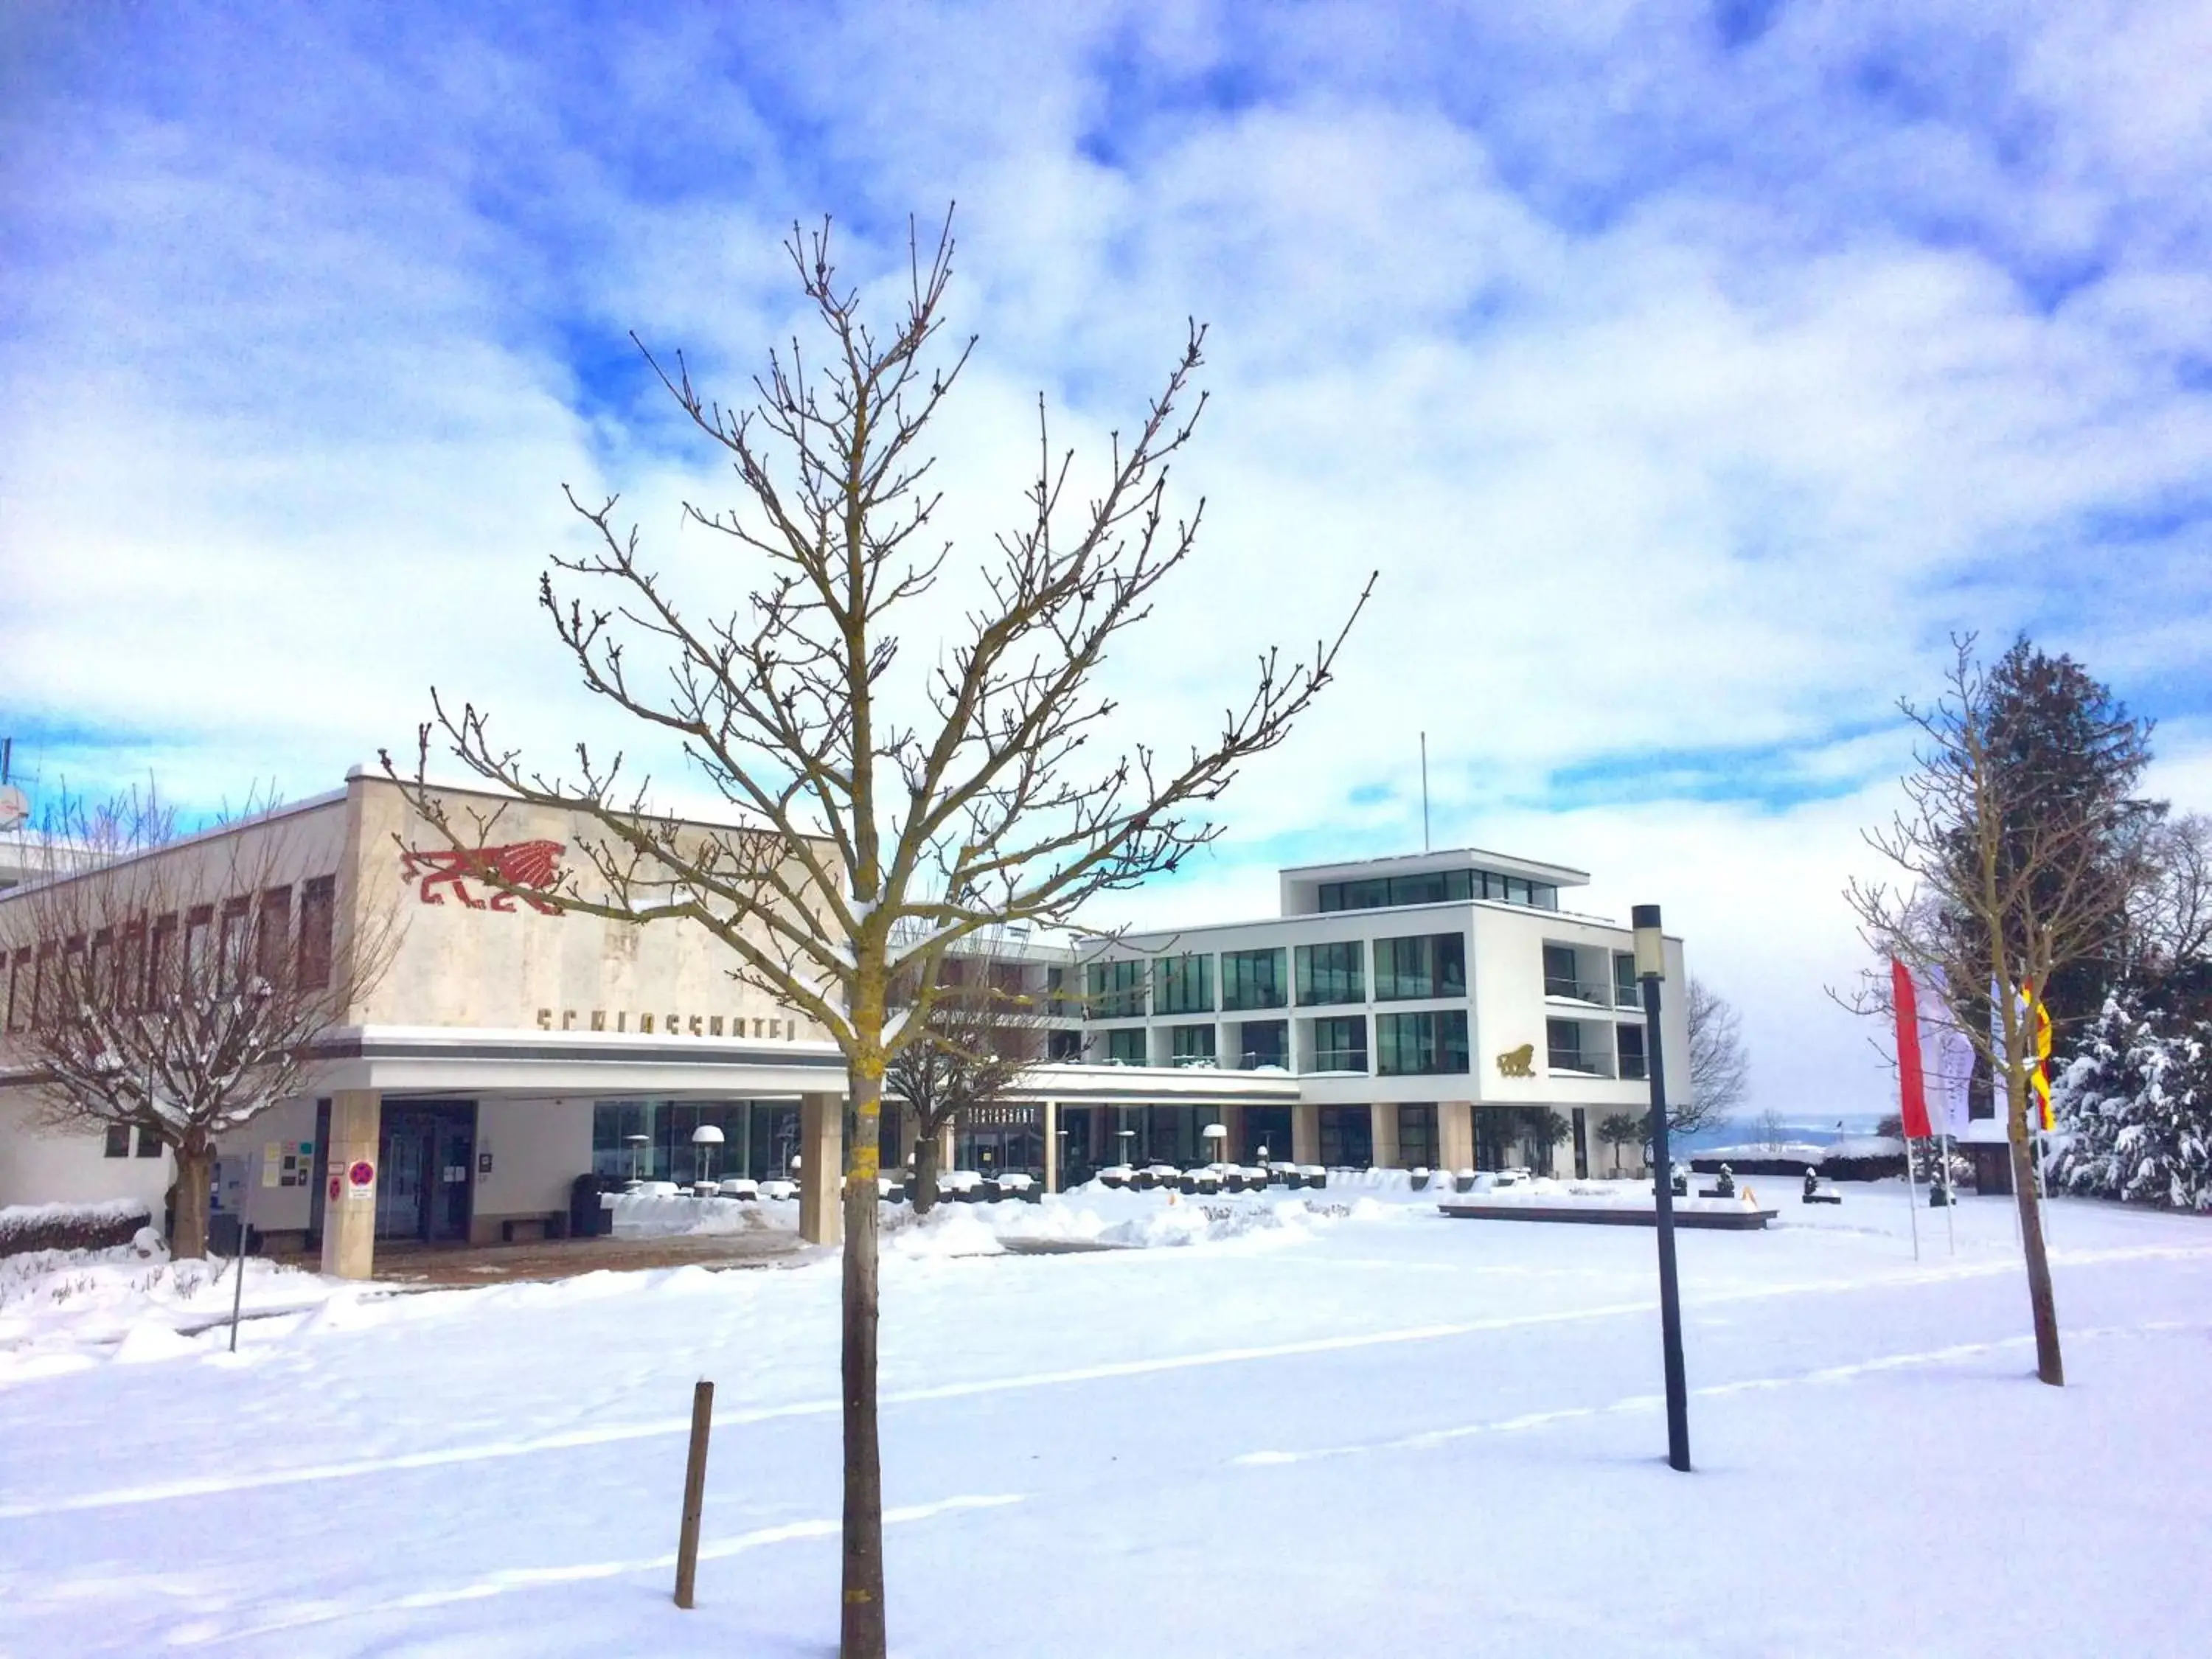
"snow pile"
883,1186,1401,1254
608,1192,798,1239
0,1236,338,1385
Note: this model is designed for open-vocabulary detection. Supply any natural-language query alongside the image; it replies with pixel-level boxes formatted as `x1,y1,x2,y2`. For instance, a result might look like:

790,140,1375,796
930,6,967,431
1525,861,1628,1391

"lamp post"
1635,903,1691,1473
691,1123,724,1186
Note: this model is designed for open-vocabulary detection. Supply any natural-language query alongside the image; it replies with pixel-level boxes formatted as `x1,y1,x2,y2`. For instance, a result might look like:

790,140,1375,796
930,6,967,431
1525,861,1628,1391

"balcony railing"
1544,978,1617,1008
1546,1046,1618,1079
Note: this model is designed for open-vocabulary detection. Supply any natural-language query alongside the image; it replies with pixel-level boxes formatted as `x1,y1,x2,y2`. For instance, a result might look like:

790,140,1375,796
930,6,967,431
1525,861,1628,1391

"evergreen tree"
2052,993,2212,1211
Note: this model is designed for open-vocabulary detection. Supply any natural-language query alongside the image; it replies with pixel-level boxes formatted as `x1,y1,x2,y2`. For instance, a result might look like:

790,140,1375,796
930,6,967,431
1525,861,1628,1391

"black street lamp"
1635,903,1691,1473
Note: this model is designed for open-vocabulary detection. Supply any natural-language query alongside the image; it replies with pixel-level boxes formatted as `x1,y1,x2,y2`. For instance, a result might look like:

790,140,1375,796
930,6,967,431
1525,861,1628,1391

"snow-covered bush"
2052,995,2212,1211
0,1200,154,1259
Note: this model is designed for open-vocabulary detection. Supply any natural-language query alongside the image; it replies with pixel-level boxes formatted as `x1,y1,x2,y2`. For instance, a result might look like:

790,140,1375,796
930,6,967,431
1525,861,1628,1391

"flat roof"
1279,845,1590,887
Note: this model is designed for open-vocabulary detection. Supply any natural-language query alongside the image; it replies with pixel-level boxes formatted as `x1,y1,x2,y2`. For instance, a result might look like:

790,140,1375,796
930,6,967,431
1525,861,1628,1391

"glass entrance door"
378,1102,477,1242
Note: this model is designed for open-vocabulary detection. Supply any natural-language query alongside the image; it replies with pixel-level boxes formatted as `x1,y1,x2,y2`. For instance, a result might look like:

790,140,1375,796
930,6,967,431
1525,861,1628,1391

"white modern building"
1,773,1688,1279
1062,847,1686,1181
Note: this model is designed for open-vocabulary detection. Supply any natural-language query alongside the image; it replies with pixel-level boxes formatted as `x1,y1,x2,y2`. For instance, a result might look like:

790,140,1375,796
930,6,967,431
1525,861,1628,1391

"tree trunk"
171,1141,213,1260
2007,1071,2065,1386
841,1062,887,1659
912,1118,942,1216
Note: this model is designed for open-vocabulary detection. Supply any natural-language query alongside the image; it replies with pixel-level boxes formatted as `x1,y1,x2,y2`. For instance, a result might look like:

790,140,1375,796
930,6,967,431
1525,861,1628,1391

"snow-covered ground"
2,1180,2209,1657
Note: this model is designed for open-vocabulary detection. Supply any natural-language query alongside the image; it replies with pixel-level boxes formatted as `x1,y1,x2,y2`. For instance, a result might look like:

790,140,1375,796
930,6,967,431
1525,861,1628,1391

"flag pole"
1940,1131,1955,1255
1903,1134,1921,1262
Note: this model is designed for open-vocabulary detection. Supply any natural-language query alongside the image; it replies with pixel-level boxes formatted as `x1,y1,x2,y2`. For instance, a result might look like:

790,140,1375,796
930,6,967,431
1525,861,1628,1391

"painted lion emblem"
400,840,565,914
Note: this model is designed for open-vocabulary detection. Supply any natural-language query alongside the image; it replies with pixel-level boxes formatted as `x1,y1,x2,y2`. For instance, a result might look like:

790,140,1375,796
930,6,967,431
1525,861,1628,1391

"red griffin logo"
399,841,566,914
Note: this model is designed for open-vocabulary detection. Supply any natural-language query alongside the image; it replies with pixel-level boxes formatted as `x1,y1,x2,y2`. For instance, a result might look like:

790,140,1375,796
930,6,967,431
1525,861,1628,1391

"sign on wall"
399,841,565,914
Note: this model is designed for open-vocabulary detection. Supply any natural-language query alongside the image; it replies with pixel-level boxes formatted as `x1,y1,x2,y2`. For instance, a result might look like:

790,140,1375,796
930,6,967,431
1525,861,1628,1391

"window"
218,897,251,993
1310,1015,1368,1073
1220,947,1287,1011
1546,1018,1612,1077
1153,953,1214,1016
1372,933,1466,1001
136,1126,163,1158
89,931,113,1011
1085,959,1147,1020
1543,944,1582,1000
104,1124,131,1158
148,914,177,1003
1317,870,1478,911
1295,941,1365,1005
1398,1104,1439,1170
1048,1028,1083,1062
298,877,335,990
1105,1028,1148,1065
1169,1023,1217,1067
1375,1010,1470,1076
1236,1020,1287,1069
4,950,23,1031
117,924,144,1012
1618,1022,1647,1082
184,906,214,990
1614,951,1639,1008
258,887,293,984
1319,1106,1373,1166
1318,877,1387,911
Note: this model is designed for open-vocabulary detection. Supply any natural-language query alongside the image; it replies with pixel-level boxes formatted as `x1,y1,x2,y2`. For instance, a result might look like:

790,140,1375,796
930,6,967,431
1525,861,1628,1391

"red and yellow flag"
2028,983,2053,1133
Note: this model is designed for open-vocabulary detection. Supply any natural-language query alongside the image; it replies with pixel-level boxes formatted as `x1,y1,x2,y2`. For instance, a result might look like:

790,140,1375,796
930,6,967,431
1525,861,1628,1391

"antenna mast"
1419,731,1430,854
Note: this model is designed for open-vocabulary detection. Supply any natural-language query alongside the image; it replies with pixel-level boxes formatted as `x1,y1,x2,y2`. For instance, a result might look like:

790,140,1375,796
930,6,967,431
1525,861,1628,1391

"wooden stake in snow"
674,1380,714,1609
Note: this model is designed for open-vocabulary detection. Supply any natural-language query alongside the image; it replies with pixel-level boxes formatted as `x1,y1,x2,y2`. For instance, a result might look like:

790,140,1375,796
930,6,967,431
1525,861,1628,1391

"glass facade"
1104,1027,1148,1065
1547,1018,1603,1075
1543,943,1582,999
1318,1105,1373,1167
1613,951,1639,1007
1372,933,1467,1001
1236,1019,1287,1069
1375,1010,1470,1075
1169,1023,1217,1066
1086,959,1147,1019
1220,947,1287,1010
1317,869,1559,911
1154,953,1214,1016
1295,941,1365,1005
1310,1015,1368,1072
592,1100,780,1184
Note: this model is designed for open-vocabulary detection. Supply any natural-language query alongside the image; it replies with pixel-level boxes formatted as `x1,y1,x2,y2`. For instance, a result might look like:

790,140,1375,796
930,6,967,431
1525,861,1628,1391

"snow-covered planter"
0,1200,154,1259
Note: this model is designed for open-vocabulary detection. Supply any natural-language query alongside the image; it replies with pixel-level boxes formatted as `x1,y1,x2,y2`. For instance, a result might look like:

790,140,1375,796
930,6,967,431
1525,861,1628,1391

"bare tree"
0,789,394,1258
1681,976,1746,1135
383,213,1369,1656
885,936,1055,1214
2125,811,2212,975
1846,636,2152,1387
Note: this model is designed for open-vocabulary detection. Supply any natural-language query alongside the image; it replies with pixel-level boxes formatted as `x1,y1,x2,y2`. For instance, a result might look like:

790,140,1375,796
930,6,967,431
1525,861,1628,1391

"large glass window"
1319,1106,1374,1166
1236,1020,1287,1069
1104,1028,1148,1065
1295,941,1365,1005
1614,951,1639,1007
592,1100,759,1184
1372,933,1467,1001
1169,1023,1217,1067
1086,959,1147,1020
1617,1022,1647,1082
1375,1010,1470,1075
1154,953,1214,1015
1543,943,1582,999
1317,869,1557,911
1398,1104,1439,1169
1220,947,1287,1010
1310,1015,1368,1072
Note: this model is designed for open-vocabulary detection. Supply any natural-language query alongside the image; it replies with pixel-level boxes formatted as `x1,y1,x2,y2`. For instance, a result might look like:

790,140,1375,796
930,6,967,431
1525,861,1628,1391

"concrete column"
1370,1102,1400,1170
1292,1102,1320,1166
1042,1100,1059,1194
797,1091,844,1247
320,1090,380,1279
1218,1105,1245,1166
1439,1100,1475,1173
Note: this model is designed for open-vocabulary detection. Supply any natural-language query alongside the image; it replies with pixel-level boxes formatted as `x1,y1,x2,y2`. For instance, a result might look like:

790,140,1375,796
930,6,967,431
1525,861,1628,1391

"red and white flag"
1891,959,1972,1139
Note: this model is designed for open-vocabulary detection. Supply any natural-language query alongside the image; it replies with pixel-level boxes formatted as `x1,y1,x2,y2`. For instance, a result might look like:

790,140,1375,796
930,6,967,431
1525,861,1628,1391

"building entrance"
377,1101,477,1242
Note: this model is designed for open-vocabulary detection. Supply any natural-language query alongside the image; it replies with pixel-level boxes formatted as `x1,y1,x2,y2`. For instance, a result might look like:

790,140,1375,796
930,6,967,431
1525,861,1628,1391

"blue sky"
4,1,2211,1116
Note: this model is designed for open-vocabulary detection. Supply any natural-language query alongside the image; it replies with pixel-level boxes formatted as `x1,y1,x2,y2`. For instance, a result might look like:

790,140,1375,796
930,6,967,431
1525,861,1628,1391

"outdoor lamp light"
691,1123,724,1183
1632,903,1667,981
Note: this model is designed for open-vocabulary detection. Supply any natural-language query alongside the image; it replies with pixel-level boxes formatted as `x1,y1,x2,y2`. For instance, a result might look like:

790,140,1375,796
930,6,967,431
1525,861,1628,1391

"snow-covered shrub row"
0,1200,154,1259
2053,995,2212,1212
